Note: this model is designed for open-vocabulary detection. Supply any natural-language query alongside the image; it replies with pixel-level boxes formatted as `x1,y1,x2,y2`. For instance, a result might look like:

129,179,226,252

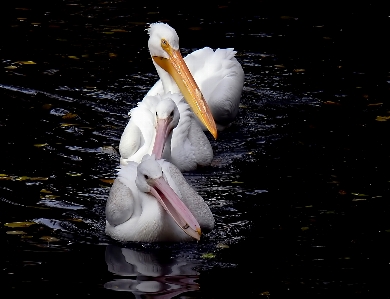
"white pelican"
119,92,213,172
105,154,215,242
147,22,245,132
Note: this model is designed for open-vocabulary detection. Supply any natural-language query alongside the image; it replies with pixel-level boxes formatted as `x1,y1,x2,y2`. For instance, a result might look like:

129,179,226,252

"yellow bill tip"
211,128,217,139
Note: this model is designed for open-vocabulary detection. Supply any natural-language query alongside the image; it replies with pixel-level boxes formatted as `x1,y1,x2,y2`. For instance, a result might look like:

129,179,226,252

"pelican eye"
170,111,174,117
161,39,169,49
144,174,149,180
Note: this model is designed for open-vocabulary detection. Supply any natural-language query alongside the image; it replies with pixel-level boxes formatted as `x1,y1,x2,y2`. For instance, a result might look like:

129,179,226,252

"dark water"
1,1,390,297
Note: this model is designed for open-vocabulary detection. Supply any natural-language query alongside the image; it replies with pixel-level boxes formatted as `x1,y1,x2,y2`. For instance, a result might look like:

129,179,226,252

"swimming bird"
147,22,245,132
119,92,213,172
105,154,215,242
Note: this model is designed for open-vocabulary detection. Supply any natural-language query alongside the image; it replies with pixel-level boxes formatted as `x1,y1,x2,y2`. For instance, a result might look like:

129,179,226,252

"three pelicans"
105,22,244,242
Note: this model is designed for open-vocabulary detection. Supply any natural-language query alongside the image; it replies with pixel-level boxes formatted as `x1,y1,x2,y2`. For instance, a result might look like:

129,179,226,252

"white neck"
136,195,189,241
153,60,180,94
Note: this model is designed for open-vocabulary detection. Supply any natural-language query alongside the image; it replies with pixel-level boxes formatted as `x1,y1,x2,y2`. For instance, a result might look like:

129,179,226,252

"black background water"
1,1,390,297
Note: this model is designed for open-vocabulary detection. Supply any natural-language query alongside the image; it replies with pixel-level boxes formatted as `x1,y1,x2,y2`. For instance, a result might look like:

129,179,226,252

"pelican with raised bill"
119,92,213,172
147,22,244,132
105,154,215,242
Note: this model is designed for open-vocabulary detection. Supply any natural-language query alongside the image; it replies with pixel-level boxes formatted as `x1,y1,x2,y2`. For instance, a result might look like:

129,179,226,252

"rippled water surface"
1,1,390,297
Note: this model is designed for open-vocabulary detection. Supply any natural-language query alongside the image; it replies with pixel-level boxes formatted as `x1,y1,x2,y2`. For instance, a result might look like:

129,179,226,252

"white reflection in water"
104,245,200,298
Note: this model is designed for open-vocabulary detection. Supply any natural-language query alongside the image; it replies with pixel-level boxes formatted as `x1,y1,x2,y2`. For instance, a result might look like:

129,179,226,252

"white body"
148,44,245,130
119,93,213,172
105,157,215,242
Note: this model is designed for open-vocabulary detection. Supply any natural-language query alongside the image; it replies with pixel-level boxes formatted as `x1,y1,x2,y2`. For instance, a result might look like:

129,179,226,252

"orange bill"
152,44,217,139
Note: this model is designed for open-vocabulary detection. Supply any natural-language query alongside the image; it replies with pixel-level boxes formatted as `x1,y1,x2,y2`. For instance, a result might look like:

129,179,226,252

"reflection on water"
105,245,199,298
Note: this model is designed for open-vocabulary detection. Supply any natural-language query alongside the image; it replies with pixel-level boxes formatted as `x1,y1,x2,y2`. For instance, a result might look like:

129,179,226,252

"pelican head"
136,155,202,240
152,97,180,160
148,23,180,58
147,22,217,139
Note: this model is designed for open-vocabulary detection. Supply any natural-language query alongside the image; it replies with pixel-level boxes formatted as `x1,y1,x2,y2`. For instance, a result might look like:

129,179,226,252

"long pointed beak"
152,118,169,160
150,177,201,240
152,48,217,139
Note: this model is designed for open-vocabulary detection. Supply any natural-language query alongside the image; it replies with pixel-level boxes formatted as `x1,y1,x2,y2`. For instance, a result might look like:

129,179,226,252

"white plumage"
119,92,213,172
147,22,244,132
105,154,215,242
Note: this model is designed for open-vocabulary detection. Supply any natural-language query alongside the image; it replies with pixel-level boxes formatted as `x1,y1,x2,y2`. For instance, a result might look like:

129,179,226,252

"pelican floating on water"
105,154,215,242
119,92,213,172
147,22,245,132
